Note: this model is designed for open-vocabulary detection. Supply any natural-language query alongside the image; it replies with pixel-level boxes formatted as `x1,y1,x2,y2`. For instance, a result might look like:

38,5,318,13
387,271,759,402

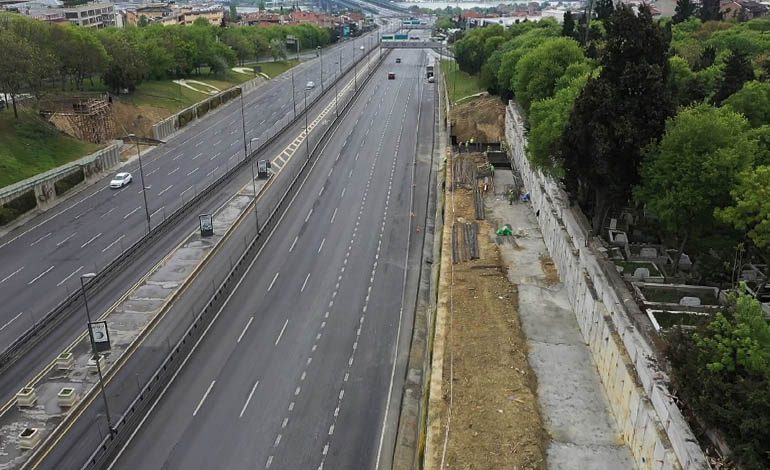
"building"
123,3,224,26
62,1,121,27
721,0,769,19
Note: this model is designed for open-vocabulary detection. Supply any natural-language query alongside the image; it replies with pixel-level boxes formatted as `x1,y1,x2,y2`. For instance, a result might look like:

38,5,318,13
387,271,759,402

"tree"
557,5,674,230
269,38,287,61
694,45,716,71
258,0,265,11
673,0,698,23
723,81,770,127
594,0,615,21
700,0,722,21
717,165,770,261
713,49,756,105
514,37,585,110
99,31,148,93
229,3,238,21
0,30,39,117
635,104,754,272
138,15,149,27
562,11,575,38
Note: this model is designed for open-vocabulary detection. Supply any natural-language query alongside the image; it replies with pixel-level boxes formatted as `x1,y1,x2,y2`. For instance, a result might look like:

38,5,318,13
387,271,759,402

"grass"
0,111,102,189
253,60,300,78
440,60,484,105
640,285,720,305
653,311,713,329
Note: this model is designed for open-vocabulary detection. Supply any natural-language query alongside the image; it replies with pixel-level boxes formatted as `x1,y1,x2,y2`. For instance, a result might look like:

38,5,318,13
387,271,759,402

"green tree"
717,166,770,264
699,0,722,21
562,11,576,38
514,37,585,110
558,5,674,230
229,3,238,21
673,0,698,23
269,38,287,61
594,0,615,21
99,30,148,93
0,30,39,117
713,49,756,105
635,104,754,271
138,15,149,27
723,81,770,127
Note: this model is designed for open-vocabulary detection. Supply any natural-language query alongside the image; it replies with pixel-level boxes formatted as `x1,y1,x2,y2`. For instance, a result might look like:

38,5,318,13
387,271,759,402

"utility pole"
303,89,310,160
318,45,324,93
291,70,297,118
240,92,248,160
129,134,151,233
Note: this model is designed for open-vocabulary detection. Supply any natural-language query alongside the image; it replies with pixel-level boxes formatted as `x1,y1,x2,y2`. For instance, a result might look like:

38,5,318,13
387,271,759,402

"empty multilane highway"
0,32,388,400
105,48,436,470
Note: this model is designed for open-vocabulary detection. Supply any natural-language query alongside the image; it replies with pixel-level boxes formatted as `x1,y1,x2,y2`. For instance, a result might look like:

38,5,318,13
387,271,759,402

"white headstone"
633,268,650,279
609,218,617,230
679,296,701,307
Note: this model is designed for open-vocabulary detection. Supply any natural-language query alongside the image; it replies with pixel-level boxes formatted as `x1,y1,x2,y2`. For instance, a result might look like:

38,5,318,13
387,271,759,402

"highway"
104,47,436,470
0,32,387,398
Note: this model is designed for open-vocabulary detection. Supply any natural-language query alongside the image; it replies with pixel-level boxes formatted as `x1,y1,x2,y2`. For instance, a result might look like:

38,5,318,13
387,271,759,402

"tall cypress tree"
673,0,698,23
562,11,576,39
557,4,674,229
595,0,615,21
699,0,722,21
713,50,756,105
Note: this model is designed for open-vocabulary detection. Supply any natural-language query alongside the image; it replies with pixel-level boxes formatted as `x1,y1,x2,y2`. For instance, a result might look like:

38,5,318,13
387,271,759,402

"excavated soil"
432,163,548,469
451,95,506,144
110,101,171,138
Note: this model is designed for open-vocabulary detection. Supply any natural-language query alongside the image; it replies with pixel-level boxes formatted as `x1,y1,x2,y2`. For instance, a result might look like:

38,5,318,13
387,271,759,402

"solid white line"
305,209,313,223
0,312,23,332
268,272,279,292
289,236,298,253
28,265,54,285
158,185,173,196
56,232,77,246
30,232,51,247
80,232,102,249
301,273,310,292
192,380,216,417
275,319,288,346
123,207,140,220
237,316,254,343
318,238,325,253
239,380,260,418
102,235,125,253
1,266,24,284
57,265,84,286
330,208,338,224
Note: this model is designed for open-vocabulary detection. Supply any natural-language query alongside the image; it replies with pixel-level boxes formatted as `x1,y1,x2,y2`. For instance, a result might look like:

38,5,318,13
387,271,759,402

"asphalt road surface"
110,48,436,470
0,31,397,354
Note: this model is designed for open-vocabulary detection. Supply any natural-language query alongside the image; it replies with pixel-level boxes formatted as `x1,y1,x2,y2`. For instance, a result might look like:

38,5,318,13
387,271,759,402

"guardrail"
0,37,384,384
81,45,389,470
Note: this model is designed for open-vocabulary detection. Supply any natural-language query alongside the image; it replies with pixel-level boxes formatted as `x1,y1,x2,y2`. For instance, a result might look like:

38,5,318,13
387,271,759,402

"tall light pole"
303,89,310,160
128,134,150,233
291,70,297,119
80,272,114,437
249,137,260,233
295,38,300,61
239,91,248,160
317,45,324,93
334,61,339,118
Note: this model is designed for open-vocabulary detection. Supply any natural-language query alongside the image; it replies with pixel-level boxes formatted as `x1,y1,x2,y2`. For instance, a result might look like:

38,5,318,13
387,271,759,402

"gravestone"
679,296,701,307
640,247,657,259
633,268,650,279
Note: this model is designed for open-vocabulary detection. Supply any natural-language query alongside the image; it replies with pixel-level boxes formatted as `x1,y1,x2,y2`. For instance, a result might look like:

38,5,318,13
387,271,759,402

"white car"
306,81,315,90
360,45,365,51
110,172,133,188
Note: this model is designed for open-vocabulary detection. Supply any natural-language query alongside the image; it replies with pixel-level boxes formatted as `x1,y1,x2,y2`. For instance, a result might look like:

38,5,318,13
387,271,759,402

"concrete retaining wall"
505,101,707,470
0,141,122,212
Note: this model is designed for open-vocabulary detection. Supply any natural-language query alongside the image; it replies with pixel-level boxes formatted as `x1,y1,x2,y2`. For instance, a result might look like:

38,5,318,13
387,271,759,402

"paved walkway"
487,169,635,469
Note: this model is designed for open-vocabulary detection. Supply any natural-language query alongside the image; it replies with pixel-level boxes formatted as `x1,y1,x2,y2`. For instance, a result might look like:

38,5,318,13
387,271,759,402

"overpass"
381,40,444,49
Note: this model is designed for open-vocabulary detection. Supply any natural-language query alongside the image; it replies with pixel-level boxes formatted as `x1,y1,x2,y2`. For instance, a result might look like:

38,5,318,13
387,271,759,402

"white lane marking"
187,167,199,176
328,167,333,177
266,456,274,469
146,168,159,177
192,380,216,417
1,267,24,284
74,209,89,220
181,185,194,197
192,153,202,160
239,380,260,418
102,235,125,253
150,206,164,218
158,185,173,196
100,208,115,219
56,233,77,246
168,167,180,176
275,319,288,346
206,167,219,178
237,316,254,343
341,188,346,198
173,154,182,161
80,232,102,249
318,186,324,197
28,265,54,285
123,207,140,220
267,272,279,292
318,238,325,253
304,209,313,223
330,208,338,224
289,236,298,253
57,265,84,287
214,139,222,146
195,141,203,147
0,312,24,332
301,273,310,292
30,232,51,247
274,434,282,447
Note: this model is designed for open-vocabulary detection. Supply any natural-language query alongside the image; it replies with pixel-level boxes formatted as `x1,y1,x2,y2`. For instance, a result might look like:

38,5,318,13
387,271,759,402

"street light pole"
291,70,297,119
240,92,248,160
249,137,260,233
129,134,151,234
303,89,310,160
318,46,324,93
80,272,115,436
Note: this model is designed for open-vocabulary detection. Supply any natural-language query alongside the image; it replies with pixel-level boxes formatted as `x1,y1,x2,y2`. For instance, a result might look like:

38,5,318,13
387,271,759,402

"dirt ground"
451,95,507,144
431,159,548,469
110,101,171,138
